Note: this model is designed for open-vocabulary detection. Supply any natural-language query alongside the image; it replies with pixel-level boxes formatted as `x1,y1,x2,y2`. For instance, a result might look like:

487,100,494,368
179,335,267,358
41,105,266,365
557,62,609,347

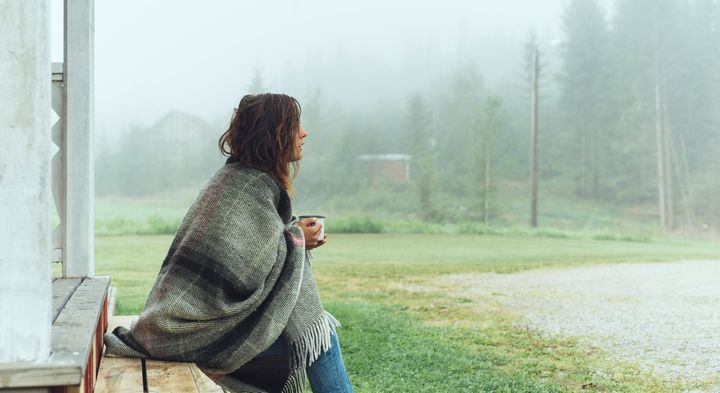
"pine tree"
610,0,684,229
247,67,267,94
558,0,610,198
437,64,486,197
670,0,720,227
406,93,438,221
477,94,504,225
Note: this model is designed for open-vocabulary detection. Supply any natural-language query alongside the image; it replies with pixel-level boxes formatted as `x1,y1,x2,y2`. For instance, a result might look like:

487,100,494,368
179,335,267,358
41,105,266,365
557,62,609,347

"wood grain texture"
106,287,117,318
63,0,95,278
51,61,65,265
0,277,109,388
189,365,225,393
51,278,81,323
64,377,84,393
51,277,110,373
0,362,79,389
99,316,224,393
146,361,199,393
95,357,144,393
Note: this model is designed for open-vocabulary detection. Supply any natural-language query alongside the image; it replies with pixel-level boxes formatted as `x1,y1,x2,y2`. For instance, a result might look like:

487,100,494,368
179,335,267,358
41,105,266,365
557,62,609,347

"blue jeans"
258,332,354,393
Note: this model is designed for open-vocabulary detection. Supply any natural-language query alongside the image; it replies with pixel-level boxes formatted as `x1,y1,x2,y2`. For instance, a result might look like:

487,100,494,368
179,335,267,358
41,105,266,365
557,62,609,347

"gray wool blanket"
104,163,339,393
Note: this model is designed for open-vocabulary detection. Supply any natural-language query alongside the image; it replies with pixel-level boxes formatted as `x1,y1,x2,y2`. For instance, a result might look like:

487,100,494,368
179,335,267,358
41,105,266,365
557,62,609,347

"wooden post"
662,96,674,230
0,0,53,362
63,0,95,277
654,57,667,231
483,138,491,226
52,62,66,263
529,47,539,228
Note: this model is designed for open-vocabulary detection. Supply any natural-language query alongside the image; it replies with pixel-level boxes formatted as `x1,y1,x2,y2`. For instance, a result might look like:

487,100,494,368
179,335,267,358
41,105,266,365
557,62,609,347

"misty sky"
50,0,610,131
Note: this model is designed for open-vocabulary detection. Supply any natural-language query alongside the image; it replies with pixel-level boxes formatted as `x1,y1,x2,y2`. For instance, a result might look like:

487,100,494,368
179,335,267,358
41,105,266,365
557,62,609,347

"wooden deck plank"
51,277,110,375
107,286,117,317
101,316,223,393
146,360,199,393
95,357,144,393
189,364,226,393
0,362,79,389
51,278,82,323
0,276,110,388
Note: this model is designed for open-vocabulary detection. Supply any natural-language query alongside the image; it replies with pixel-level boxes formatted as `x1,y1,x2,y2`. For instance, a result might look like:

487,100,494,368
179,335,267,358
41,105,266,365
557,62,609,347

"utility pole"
530,46,539,228
654,56,667,231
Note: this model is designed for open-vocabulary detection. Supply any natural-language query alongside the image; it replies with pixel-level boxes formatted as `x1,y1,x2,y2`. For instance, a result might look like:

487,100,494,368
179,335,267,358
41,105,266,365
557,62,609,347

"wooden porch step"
96,316,224,393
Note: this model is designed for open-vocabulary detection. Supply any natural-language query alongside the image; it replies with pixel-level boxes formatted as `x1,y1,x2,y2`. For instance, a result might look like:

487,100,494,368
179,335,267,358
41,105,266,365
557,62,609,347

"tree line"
555,0,719,231
97,0,720,233
403,0,720,231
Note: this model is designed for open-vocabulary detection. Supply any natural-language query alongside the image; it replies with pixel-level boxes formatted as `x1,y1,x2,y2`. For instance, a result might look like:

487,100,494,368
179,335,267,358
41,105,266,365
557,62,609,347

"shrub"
329,217,385,233
146,215,181,235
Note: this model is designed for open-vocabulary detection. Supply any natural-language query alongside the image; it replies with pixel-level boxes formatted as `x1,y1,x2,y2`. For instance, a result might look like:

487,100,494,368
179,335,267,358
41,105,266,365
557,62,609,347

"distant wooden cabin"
150,111,212,150
357,154,412,184
100,110,217,195
146,110,215,169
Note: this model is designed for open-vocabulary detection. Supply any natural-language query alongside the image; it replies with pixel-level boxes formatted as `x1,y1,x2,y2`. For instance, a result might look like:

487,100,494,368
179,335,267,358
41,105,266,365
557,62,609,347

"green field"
95,191,683,240
96,233,720,392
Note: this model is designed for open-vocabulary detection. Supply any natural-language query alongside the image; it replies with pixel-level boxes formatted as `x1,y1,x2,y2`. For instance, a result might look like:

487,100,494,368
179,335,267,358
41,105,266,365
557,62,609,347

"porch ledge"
0,276,110,389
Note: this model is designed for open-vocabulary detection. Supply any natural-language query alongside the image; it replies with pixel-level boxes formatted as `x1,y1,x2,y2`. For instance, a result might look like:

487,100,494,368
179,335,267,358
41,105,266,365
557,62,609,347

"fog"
51,0,576,128
49,0,720,236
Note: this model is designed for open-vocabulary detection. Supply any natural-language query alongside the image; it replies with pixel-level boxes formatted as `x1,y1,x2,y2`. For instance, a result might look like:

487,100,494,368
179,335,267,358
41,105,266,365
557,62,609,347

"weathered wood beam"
51,278,82,323
95,357,145,393
0,277,109,389
51,61,65,263
63,0,95,277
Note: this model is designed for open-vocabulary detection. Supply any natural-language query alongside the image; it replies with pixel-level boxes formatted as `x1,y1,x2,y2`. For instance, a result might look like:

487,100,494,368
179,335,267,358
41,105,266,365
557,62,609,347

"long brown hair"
218,93,301,192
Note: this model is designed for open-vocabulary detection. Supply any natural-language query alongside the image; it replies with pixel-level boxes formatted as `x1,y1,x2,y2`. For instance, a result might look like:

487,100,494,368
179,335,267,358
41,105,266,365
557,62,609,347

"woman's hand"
297,218,328,250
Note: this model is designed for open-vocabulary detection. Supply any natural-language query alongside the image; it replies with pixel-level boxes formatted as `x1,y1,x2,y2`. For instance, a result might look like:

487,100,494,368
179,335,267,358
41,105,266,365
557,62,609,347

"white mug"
298,215,326,242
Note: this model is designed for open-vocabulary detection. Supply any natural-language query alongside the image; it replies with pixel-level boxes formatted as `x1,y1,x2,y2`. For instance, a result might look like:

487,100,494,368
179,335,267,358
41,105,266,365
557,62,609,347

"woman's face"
293,123,308,161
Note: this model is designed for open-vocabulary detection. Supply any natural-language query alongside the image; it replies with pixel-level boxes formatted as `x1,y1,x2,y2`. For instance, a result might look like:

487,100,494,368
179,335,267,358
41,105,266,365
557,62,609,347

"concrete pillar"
0,0,52,362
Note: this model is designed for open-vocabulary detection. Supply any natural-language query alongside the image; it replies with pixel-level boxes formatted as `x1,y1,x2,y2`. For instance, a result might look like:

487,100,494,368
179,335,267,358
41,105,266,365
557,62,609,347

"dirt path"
431,260,720,390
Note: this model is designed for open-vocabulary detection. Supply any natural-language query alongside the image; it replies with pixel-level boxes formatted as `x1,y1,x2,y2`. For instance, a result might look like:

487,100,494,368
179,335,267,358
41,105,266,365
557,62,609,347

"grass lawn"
96,234,720,392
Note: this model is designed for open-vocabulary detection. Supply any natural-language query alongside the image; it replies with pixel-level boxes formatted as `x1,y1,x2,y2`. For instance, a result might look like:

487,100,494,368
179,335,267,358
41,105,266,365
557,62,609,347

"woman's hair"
219,93,301,192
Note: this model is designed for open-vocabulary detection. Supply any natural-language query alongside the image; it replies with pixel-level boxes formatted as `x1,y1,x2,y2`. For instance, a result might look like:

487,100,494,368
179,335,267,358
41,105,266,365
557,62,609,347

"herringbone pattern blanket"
104,163,338,393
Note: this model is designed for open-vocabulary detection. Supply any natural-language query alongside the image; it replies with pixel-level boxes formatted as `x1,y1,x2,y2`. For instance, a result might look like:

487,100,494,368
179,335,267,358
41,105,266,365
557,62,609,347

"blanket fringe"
325,310,341,334
281,369,306,393
281,313,342,393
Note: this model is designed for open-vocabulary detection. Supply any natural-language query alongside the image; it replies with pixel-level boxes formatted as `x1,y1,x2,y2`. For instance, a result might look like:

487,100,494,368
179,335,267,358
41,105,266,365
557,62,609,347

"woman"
105,93,354,393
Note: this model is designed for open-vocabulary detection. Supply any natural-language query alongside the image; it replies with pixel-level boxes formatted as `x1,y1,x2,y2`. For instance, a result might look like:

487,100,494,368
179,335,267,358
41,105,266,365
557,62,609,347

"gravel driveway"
434,260,720,390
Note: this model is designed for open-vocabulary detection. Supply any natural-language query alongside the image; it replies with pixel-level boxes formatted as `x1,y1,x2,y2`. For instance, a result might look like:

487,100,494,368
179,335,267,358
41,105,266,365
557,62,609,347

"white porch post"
0,0,52,362
63,0,95,277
